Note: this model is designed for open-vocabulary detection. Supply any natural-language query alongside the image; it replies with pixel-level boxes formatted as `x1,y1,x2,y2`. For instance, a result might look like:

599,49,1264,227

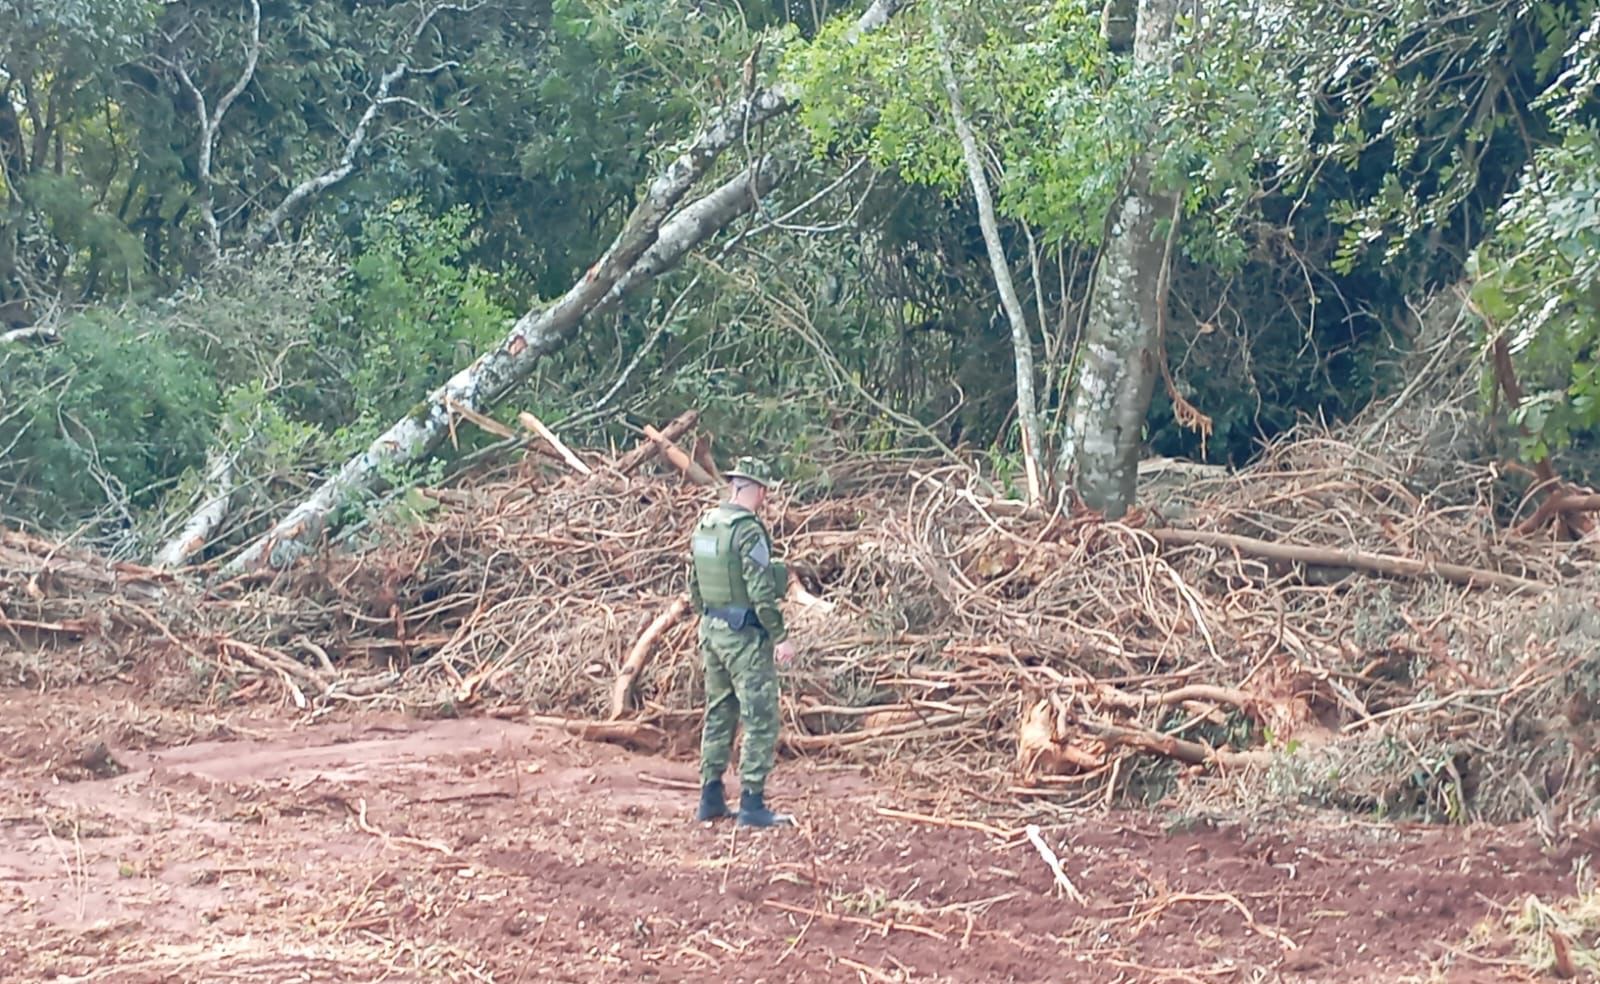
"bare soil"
0,684,1589,983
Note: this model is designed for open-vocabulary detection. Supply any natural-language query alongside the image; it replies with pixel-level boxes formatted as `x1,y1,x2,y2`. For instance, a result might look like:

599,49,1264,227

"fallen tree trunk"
1150,527,1550,595
218,159,779,577
153,448,238,569
212,2,908,578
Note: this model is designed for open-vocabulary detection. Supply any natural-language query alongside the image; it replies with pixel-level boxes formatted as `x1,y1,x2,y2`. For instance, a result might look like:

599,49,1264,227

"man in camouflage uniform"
687,457,797,827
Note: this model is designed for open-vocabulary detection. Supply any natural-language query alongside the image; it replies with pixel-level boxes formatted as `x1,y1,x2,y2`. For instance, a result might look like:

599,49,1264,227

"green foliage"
0,310,219,523
1469,7,1600,461
0,0,155,78
785,1,1131,245
783,0,1410,464
5,0,1599,548
1290,0,1595,287
324,199,512,440
785,0,1334,257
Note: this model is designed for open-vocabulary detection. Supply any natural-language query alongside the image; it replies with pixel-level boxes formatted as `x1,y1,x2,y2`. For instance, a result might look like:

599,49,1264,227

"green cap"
723,456,776,487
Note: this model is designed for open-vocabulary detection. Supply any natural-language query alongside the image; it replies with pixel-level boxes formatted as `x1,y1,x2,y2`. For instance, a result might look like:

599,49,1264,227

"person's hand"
774,639,797,667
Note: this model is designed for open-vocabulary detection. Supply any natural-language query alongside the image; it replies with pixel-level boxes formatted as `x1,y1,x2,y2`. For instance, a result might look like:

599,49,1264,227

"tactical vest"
691,505,786,613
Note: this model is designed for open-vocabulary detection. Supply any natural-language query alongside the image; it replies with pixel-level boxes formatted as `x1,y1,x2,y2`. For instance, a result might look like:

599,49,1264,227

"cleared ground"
0,685,1589,983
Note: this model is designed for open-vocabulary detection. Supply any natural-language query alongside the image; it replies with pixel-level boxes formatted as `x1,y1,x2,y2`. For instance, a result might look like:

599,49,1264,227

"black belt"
705,606,760,630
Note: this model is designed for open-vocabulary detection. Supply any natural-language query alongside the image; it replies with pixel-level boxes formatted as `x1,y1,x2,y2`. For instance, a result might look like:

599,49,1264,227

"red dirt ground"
0,684,1591,983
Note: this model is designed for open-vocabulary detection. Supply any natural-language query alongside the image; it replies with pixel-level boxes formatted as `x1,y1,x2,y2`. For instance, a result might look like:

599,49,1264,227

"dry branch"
1150,527,1550,594
873,806,1018,841
1024,824,1087,904
11,409,1597,826
783,711,968,751
761,900,947,941
445,396,516,440
1516,491,1600,536
519,412,592,475
1077,719,1269,770
610,596,688,719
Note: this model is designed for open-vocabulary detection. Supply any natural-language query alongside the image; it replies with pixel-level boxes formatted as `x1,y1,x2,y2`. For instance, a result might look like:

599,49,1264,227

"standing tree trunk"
1056,0,1178,518
930,1,1046,507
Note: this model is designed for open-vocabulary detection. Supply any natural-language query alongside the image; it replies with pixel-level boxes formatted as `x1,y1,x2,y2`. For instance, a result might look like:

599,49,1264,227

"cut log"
610,596,689,719
642,425,717,485
615,411,698,476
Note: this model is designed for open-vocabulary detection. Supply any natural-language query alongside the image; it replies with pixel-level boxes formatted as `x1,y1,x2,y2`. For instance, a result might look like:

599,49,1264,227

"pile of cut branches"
6,411,1599,825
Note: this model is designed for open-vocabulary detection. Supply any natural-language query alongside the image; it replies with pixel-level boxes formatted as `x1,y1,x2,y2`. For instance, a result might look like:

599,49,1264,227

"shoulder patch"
748,536,771,568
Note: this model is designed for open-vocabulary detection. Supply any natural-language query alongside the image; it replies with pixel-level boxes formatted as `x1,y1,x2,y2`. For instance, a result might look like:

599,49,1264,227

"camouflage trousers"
698,617,780,794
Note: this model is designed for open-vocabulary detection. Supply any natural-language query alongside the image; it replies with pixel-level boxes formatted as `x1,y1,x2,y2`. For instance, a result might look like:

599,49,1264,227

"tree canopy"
0,0,1595,557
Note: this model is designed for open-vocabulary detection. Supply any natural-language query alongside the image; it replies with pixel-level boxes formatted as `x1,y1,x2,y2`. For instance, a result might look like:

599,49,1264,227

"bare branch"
408,61,461,77
169,0,263,262
241,62,408,251
375,95,450,125
409,2,483,46
1,325,60,345
211,0,263,128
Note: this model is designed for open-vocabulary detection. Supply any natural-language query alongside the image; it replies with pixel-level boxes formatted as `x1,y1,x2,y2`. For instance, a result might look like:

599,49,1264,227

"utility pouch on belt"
705,606,758,630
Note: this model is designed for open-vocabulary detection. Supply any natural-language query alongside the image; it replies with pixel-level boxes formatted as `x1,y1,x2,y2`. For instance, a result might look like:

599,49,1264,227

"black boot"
696,779,731,821
736,788,794,828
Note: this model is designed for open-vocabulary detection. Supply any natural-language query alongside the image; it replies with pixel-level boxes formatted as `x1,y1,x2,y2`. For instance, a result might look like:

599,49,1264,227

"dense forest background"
0,0,1596,565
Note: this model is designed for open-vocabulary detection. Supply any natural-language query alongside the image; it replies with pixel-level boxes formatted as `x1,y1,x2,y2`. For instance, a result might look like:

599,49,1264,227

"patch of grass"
1505,890,1600,978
